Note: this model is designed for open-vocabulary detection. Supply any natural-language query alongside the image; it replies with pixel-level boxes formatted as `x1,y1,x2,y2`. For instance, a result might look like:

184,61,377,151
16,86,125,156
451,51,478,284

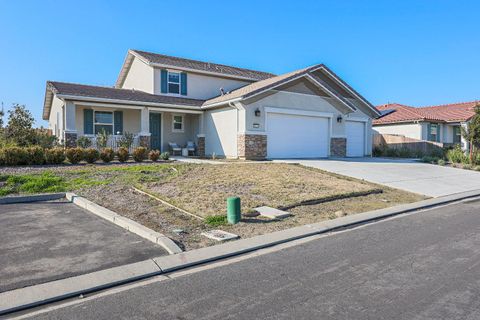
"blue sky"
0,0,479,127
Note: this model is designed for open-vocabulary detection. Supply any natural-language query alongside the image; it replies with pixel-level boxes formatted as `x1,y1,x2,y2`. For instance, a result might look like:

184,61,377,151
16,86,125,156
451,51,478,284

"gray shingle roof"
203,65,320,106
48,81,205,107
131,50,275,81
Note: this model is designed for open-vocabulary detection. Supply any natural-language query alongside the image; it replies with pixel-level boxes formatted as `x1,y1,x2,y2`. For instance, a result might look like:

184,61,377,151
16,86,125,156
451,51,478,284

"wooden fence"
373,133,444,155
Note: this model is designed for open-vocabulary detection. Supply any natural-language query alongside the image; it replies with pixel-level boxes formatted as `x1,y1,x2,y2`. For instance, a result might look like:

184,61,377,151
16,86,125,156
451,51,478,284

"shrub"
77,136,92,148
27,146,45,165
437,159,446,166
84,148,100,164
372,146,383,157
2,147,29,165
463,164,473,170
100,148,115,163
117,147,129,162
65,147,84,164
45,148,65,164
446,146,467,164
148,150,160,162
117,132,134,149
384,148,399,157
132,147,147,162
96,129,110,149
421,156,439,164
160,152,170,161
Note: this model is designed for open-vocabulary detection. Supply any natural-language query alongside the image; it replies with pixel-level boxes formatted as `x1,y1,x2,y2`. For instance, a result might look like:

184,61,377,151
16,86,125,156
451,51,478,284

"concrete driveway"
274,157,480,197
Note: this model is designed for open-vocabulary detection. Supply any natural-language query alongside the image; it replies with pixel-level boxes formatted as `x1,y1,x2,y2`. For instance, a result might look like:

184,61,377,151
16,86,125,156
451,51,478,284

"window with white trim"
94,111,113,134
168,71,180,94
172,115,184,132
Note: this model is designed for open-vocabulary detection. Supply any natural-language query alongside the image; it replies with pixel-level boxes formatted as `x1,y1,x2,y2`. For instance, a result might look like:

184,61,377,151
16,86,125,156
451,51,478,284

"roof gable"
116,49,275,88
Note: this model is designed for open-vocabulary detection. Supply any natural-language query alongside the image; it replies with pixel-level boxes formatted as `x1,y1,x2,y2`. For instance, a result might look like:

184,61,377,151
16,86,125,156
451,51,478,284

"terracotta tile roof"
47,81,205,107
374,101,479,125
131,50,275,81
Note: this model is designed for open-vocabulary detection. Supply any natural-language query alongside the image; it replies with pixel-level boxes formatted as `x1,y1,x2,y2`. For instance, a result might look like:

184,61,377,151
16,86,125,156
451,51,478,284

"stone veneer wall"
237,134,267,160
64,132,77,148
197,136,205,157
330,137,346,157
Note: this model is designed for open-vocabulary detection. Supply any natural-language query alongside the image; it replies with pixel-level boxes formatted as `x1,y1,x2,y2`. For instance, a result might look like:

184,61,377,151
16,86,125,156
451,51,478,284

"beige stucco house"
43,49,380,159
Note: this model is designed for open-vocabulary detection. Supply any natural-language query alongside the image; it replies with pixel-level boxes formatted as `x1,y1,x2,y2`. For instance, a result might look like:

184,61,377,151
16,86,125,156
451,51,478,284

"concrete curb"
65,193,182,255
0,259,163,315
0,193,66,204
2,189,480,316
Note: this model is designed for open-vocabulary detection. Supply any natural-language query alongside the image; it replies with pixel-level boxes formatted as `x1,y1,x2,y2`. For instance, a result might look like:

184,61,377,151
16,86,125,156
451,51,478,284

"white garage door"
346,120,365,157
267,112,329,158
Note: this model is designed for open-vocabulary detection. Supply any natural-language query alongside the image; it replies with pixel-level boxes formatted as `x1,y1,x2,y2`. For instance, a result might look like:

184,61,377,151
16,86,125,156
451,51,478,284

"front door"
149,113,161,150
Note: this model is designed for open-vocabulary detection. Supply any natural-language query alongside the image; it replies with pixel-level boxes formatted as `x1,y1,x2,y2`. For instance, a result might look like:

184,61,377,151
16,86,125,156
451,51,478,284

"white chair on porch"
186,141,195,156
169,142,182,156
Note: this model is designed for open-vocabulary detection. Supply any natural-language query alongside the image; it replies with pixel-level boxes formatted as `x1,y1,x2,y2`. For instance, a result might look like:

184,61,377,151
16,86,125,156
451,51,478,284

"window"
429,123,438,142
172,115,184,132
453,126,461,143
168,72,180,94
94,111,113,134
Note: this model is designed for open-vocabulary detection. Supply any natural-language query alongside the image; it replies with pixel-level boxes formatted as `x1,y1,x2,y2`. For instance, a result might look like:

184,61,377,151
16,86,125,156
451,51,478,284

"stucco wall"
121,57,154,93
373,123,423,140
75,105,141,135
48,95,64,138
153,68,251,99
204,107,238,158
161,113,198,152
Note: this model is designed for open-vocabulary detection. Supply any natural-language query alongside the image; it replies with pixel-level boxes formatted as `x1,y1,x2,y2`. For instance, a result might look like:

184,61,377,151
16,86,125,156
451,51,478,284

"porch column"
139,107,151,148
64,101,77,148
460,122,469,152
196,113,205,157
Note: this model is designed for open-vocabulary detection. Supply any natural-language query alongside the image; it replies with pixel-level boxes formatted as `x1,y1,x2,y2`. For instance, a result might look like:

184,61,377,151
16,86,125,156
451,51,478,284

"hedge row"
0,146,169,166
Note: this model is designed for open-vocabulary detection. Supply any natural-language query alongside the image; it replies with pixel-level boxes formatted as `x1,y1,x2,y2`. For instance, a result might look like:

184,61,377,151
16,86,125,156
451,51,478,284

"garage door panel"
346,121,365,157
267,113,329,159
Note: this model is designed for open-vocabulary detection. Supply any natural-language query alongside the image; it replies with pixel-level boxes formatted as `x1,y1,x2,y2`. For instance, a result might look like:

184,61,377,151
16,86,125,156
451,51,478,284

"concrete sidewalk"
274,157,480,197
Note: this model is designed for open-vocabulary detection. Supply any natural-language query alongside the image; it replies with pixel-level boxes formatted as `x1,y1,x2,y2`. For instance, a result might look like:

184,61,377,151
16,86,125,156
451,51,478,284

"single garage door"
346,120,365,157
267,112,329,158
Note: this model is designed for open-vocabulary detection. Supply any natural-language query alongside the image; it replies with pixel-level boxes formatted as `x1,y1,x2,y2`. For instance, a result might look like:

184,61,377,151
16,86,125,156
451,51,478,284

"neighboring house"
43,49,381,159
373,102,479,150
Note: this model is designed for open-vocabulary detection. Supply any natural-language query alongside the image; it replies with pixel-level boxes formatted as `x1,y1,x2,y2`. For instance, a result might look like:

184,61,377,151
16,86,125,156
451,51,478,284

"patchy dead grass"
144,163,379,217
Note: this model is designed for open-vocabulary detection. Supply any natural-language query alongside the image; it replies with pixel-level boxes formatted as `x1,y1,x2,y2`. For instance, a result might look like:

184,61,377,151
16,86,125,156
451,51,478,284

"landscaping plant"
160,151,170,161
45,148,65,164
117,147,129,162
100,148,115,163
118,132,134,149
148,149,160,162
2,147,29,165
77,136,92,148
84,148,100,164
27,146,45,165
65,147,84,164
132,147,148,162
96,129,110,149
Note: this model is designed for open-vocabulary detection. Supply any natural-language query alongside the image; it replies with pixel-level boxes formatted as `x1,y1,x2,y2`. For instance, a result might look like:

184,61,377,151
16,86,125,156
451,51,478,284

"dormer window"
168,72,180,94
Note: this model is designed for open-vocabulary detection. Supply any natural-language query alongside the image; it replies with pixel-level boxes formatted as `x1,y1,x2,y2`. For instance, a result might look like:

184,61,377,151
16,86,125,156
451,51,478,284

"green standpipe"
227,197,241,224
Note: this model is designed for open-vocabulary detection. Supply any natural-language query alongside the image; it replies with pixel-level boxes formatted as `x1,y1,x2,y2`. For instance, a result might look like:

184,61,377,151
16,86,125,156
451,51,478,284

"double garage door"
266,111,365,158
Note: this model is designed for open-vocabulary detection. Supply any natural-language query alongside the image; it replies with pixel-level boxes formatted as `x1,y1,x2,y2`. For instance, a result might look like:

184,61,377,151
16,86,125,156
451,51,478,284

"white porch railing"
81,134,141,153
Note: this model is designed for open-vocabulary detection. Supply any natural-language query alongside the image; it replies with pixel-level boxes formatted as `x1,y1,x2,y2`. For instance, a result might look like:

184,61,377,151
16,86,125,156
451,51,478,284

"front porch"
63,101,205,155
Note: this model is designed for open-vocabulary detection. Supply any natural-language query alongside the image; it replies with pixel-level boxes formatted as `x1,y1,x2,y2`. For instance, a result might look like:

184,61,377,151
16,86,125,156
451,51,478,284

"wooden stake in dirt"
132,187,205,220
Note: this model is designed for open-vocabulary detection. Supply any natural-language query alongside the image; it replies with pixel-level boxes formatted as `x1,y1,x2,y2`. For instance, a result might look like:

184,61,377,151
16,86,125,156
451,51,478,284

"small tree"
5,104,35,146
461,104,480,164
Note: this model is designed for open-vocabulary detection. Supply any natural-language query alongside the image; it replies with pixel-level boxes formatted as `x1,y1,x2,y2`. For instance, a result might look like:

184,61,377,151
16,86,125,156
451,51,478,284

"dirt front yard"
0,162,426,250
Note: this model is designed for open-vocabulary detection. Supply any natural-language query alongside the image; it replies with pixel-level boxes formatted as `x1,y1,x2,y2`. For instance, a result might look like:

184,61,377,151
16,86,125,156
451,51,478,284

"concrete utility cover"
202,230,239,241
255,206,291,219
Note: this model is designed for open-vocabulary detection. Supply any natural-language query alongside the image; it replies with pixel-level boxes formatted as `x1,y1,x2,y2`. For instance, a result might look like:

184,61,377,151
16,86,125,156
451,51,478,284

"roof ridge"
418,100,480,109
131,49,276,77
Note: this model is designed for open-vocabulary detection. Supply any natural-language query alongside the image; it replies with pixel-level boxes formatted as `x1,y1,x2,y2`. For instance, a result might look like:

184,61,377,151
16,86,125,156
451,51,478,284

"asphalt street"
21,198,480,320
